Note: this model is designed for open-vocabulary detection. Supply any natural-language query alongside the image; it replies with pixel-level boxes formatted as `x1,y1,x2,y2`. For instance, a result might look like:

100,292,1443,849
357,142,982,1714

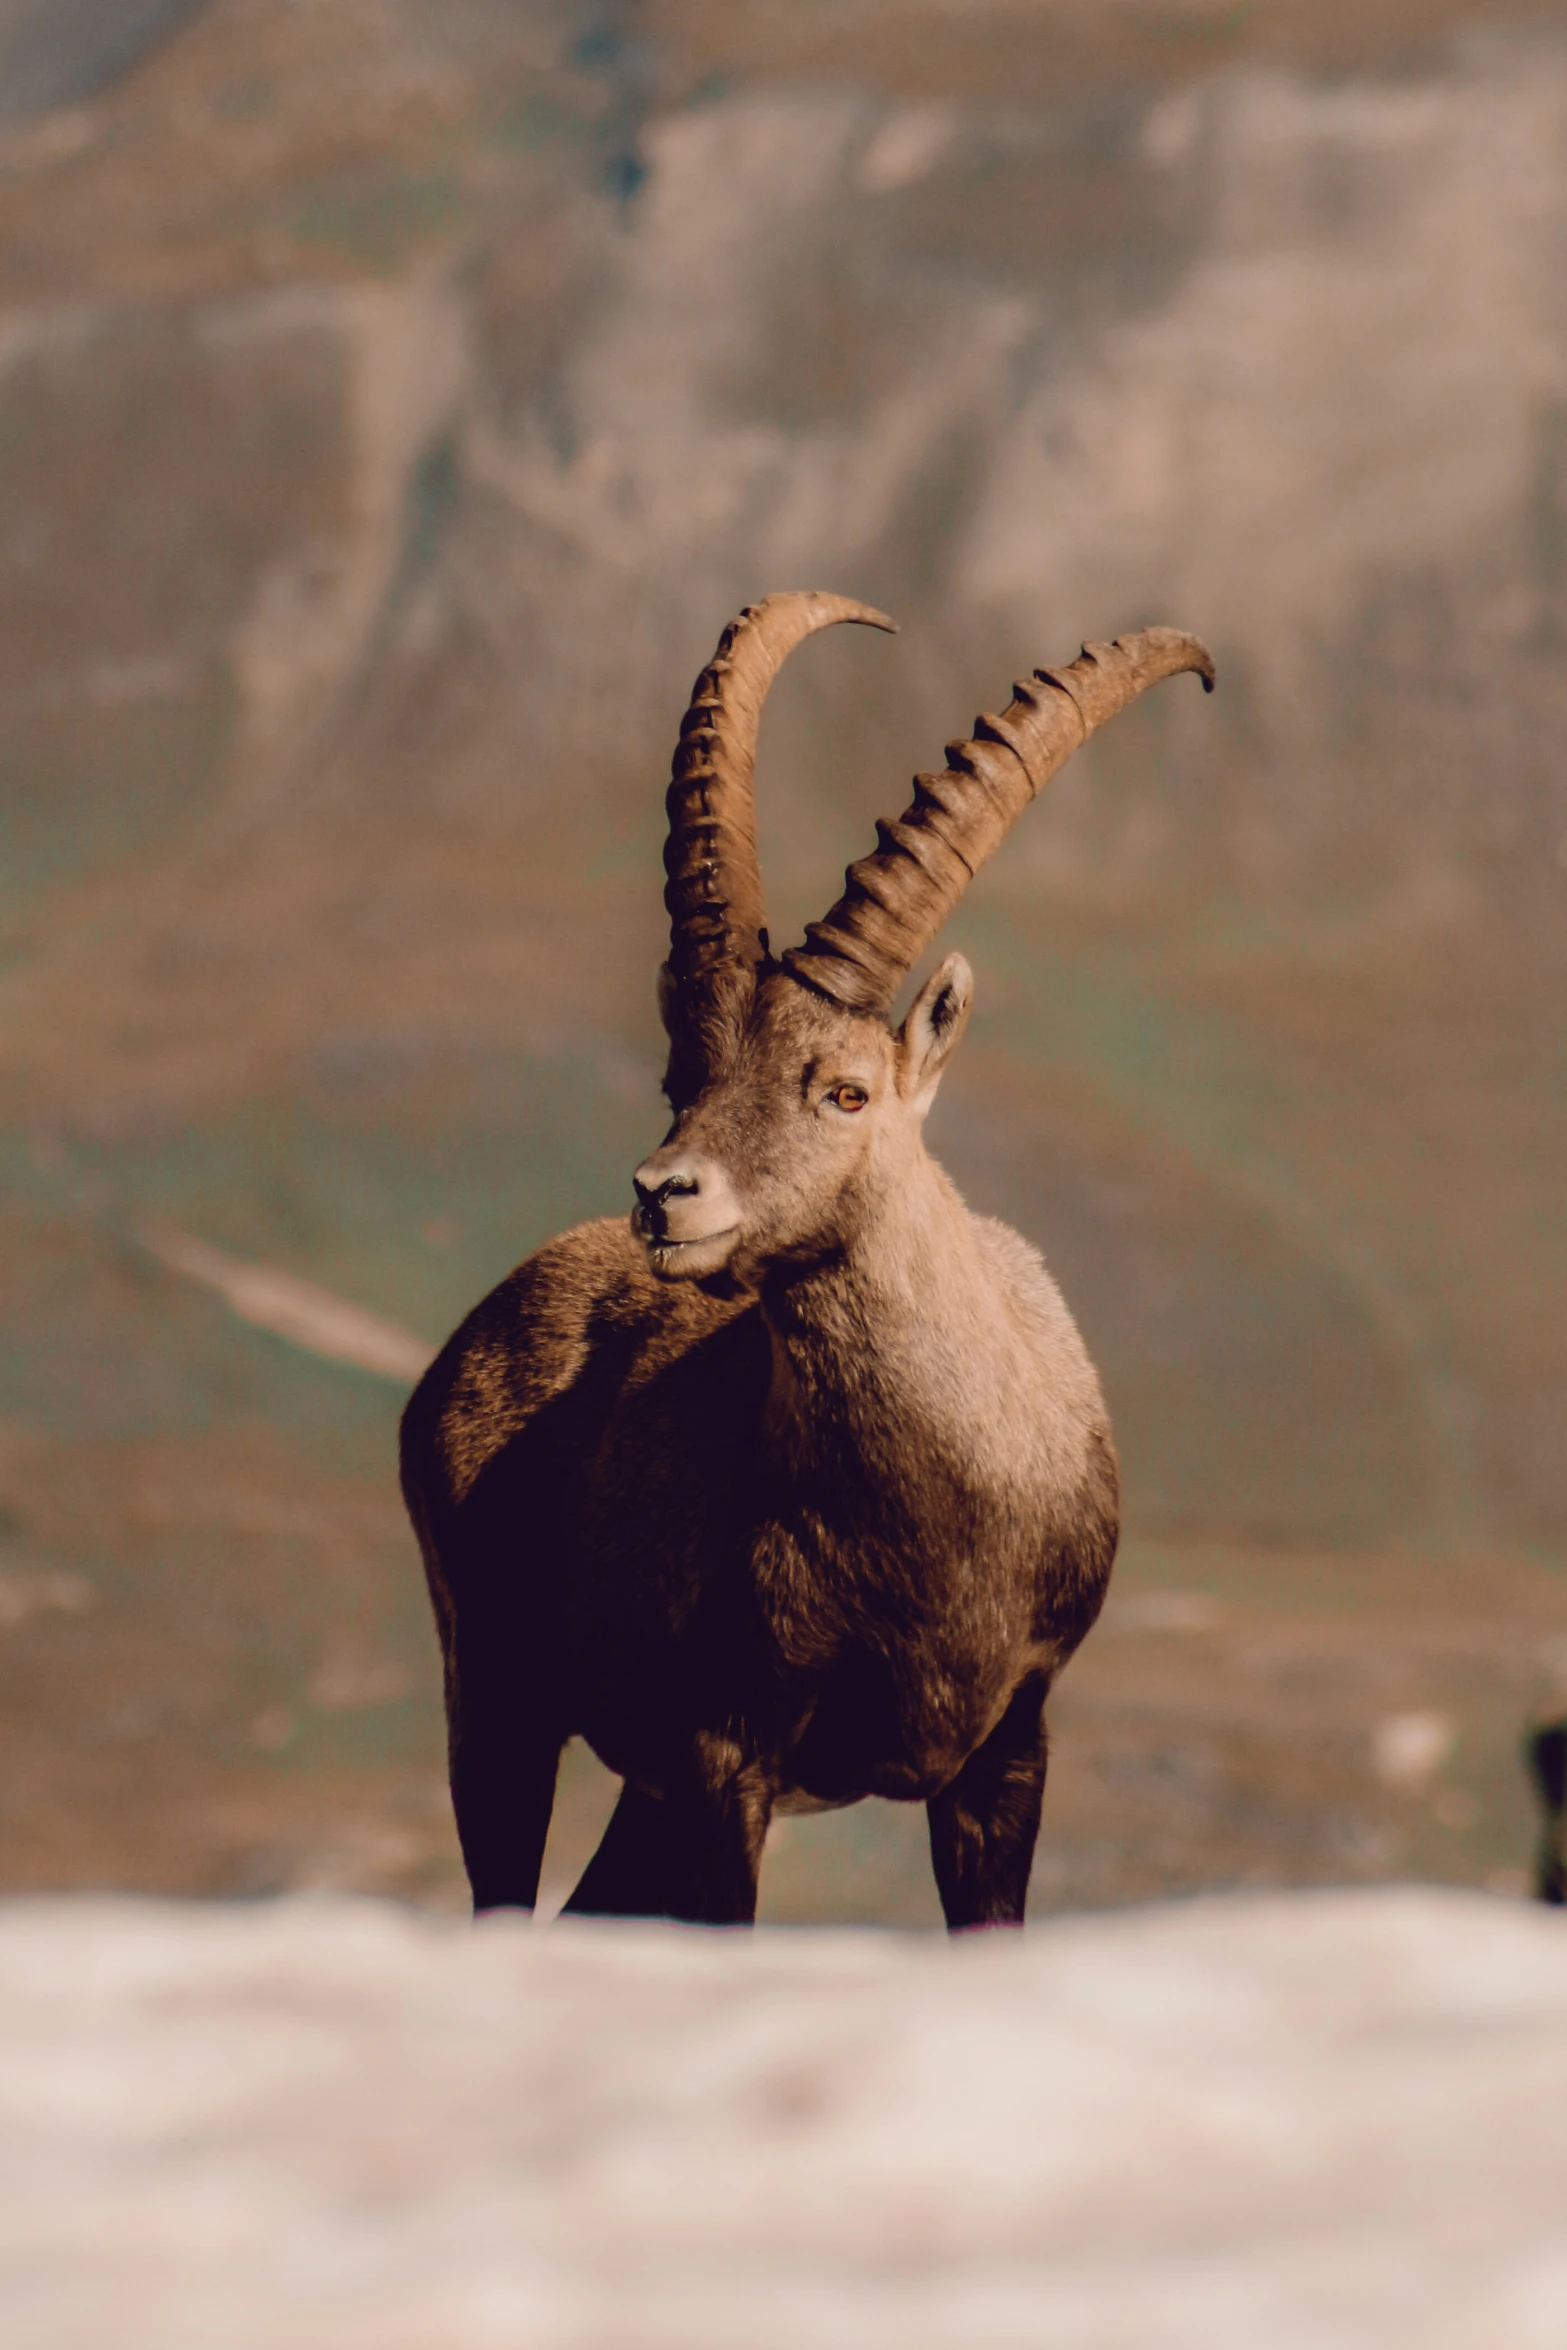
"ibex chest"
576,1388,1076,1788
568,1253,1110,1788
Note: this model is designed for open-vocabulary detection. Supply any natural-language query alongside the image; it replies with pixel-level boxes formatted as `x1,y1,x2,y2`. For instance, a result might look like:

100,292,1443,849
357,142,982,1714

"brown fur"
401,958,1119,1926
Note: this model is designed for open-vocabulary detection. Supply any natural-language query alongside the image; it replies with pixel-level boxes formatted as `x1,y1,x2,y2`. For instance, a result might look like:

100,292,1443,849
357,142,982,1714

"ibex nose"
629,1148,742,1264
632,1157,702,1210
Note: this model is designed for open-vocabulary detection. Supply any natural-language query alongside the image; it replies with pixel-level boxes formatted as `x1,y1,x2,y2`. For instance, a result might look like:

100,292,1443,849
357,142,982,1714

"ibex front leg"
565,1740,774,1925
926,1676,1051,1930
445,1628,565,1914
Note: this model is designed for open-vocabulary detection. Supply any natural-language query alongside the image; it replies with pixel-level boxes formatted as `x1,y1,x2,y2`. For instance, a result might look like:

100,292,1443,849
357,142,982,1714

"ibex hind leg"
926,1676,1051,1931
565,1751,774,1926
561,1783,673,1919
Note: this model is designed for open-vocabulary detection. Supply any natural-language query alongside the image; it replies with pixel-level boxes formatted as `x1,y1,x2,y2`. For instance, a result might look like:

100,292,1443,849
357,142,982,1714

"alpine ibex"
401,592,1214,1927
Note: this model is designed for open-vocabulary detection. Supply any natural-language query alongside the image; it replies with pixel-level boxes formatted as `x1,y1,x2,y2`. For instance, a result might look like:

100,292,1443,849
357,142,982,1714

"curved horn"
662,590,896,1097
783,626,1215,1014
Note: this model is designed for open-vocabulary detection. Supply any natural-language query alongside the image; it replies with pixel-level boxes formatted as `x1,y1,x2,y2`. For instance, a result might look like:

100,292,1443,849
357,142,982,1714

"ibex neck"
759,1147,1002,1447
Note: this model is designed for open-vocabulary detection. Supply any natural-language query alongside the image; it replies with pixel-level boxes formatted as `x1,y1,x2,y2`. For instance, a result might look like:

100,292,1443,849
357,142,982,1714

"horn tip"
1172,629,1217,691
1136,623,1216,692
816,592,898,635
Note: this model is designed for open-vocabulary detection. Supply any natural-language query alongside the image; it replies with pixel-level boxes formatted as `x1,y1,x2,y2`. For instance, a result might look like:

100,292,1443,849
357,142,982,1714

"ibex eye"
828,1084,869,1112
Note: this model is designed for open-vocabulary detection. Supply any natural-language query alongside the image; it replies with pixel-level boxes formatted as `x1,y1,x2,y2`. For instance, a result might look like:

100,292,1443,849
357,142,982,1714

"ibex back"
401,592,1214,1926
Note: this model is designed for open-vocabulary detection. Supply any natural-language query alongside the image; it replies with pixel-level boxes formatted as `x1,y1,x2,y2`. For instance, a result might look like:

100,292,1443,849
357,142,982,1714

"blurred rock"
2,1886,1565,2347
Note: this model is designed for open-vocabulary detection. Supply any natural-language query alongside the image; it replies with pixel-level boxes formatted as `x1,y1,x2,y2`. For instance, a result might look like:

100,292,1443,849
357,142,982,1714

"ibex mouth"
638,1224,740,1280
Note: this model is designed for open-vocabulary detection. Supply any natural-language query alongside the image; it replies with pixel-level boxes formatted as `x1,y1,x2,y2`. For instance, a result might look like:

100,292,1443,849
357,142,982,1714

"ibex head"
632,592,1214,1284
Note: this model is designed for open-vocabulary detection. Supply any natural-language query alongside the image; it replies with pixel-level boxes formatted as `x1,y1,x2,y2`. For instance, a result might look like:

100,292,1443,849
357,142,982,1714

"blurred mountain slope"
0,0,1561,1905
0,0,212,128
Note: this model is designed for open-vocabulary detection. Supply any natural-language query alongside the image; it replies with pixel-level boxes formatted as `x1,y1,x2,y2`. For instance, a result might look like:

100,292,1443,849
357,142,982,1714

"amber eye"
827,1083,869,1113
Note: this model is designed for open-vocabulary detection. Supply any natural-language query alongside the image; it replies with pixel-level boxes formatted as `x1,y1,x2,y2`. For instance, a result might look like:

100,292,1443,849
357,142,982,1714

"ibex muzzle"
630,1147,740,1272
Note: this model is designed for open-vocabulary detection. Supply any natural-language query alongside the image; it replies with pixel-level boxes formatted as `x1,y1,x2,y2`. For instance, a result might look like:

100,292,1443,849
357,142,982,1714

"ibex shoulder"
400,1215,734,1520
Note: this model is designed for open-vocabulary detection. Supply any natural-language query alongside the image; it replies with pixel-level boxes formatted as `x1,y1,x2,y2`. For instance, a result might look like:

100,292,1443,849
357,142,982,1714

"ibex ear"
897,952,973,1110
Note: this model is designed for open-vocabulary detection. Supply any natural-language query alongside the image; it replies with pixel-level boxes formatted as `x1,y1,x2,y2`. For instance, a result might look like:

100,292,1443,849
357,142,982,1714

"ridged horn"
783,625,1215,1014
662,590,897,1097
